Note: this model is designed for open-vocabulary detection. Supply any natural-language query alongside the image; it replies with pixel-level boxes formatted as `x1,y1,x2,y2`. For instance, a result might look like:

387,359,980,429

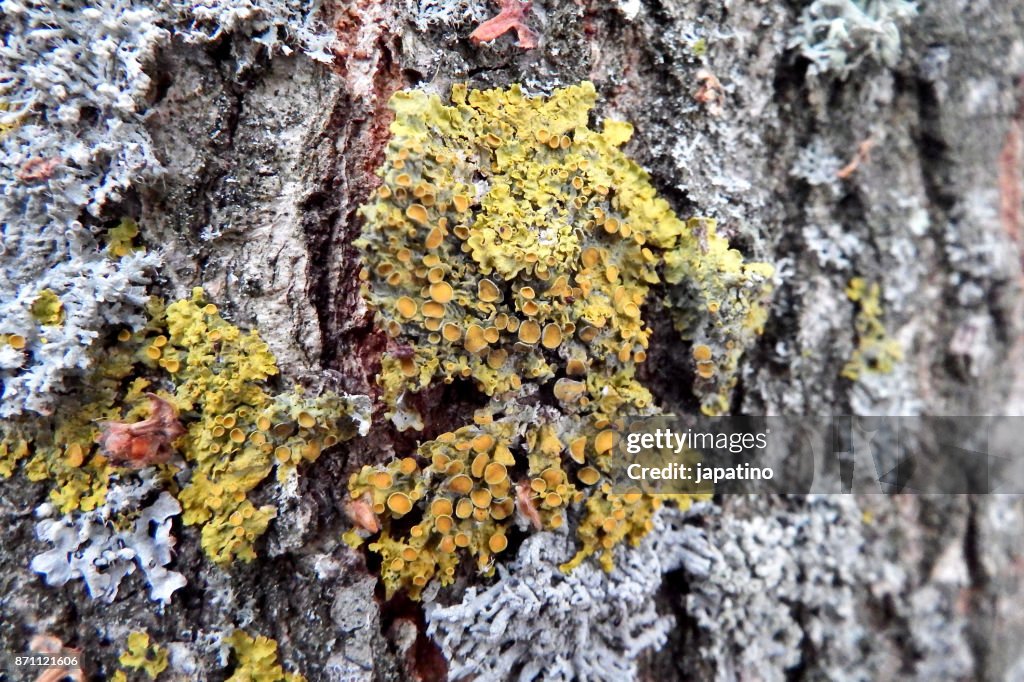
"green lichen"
841,277,903,380
117,631,169,679
225,630,305,682
349,81,769,597
0,289,368,565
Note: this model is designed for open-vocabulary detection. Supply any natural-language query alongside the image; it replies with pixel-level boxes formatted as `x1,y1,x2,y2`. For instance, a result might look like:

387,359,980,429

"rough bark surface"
3,1,1024,681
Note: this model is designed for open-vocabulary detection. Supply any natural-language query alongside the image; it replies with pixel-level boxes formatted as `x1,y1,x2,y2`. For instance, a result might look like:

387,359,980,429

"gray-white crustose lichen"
425,505,715,682
0,0,338,418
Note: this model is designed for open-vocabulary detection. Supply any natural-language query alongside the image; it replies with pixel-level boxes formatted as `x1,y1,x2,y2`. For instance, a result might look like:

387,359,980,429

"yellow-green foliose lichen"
116,631,169,680
663,216,775,415
841,277,903,380
224,630,305,682
30,289,65,326
348,81,771,598
107,217,145,259
0,288,368,565
0,221,141,414
4,332,149,513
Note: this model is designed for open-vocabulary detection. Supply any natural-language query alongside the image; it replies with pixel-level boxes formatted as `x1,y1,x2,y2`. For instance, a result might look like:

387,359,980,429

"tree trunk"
2,1,1023,680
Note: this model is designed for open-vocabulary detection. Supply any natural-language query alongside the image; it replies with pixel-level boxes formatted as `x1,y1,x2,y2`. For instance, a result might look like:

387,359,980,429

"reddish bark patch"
17,156,61,182
307,0,405,400
999,78,1024,279
999,120,1023,246
380,593,449,682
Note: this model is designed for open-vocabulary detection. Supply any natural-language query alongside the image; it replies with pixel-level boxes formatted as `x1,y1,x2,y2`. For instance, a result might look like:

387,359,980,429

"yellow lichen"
662,216,775,415
225,630,305,682
30,289,65,326
6,338,148,512
160,289,366,564
0,100,19,137
107,217,144,258
0,289,367,565
0,438,29,478
118,631,169,680
559,482,663,573
350,81,760,597
841,277,903,380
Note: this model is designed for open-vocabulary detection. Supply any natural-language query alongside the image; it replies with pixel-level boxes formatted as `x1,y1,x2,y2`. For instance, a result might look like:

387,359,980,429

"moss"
225,630,305,682
117,631,169,679
349,81,767,597
841,277,903,380
0,289,367,564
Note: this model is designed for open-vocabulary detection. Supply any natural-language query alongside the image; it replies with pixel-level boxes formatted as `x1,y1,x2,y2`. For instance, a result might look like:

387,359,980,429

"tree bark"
3,1,1024,680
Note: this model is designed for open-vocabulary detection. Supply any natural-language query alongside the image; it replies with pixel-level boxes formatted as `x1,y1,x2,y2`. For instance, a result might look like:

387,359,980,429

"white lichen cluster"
791,138,844,196
425,506,714,682
407,0,490,33
171,0,339,63
789,0,918,78
0,0,336,417
0,0,165,417
30,473,187,604
684,496,880,681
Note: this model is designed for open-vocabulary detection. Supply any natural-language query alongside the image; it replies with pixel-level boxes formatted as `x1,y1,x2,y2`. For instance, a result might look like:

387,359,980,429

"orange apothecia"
347,81,772,598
